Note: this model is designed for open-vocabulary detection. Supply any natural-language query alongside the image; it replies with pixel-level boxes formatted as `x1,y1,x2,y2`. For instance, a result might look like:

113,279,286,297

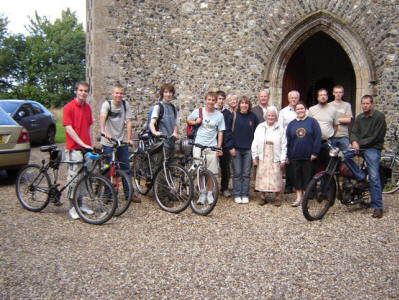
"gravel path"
1,145,398,299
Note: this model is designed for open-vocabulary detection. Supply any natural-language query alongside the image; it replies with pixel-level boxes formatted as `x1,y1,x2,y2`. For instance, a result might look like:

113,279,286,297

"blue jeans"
103,145,136,196
331,137,365,182
231,149,252,197
364,148,383,210
330,137,349,151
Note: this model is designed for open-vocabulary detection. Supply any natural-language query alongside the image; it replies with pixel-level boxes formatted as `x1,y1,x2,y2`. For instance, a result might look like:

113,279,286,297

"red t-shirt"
63,98,93,150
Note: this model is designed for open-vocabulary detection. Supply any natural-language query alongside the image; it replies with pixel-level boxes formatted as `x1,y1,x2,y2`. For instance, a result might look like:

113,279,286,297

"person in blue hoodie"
286,102,321,207
225,96,259,204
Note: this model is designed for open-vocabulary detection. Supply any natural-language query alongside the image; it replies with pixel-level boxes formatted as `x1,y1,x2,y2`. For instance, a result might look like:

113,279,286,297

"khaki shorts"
193,146,219,174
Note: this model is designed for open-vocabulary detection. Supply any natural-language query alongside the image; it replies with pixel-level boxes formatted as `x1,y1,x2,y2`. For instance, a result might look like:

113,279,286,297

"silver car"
0,106,31,177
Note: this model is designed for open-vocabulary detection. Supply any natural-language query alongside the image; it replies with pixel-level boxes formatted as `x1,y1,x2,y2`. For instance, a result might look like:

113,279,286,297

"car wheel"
46,126,56,145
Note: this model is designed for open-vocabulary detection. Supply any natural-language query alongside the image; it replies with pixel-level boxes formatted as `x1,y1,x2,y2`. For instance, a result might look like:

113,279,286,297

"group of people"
62,81,386,221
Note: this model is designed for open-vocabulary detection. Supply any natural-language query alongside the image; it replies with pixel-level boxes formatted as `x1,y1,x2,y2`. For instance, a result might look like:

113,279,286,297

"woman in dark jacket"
286,102,321,207
225,96,259,204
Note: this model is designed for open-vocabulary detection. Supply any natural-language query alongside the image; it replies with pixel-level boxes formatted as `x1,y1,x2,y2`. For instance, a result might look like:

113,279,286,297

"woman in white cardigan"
251,106,287,205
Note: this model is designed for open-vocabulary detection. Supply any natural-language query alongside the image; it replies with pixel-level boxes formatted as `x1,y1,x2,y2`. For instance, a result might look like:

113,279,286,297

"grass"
55,121,66,143
50,108,66,144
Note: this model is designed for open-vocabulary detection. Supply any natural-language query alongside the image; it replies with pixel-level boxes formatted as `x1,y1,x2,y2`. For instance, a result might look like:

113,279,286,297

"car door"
14,104,40,141
30,103,49,141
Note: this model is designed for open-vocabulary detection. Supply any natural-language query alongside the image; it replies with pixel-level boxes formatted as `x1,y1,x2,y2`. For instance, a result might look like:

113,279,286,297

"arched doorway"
264,11,376,114
282,32,356,109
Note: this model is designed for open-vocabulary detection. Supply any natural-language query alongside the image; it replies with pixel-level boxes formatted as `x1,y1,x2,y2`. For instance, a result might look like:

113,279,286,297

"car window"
31,103,44,115
0,101,20,115
17,104,33,118
0,107,18,125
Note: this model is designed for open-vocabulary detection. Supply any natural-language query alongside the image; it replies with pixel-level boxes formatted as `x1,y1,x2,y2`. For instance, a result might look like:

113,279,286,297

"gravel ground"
1,145,398,299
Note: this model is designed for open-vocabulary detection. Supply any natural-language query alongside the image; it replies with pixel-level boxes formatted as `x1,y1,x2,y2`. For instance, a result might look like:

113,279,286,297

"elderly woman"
286,102,321,207
251,106,287,205
225,96,259,204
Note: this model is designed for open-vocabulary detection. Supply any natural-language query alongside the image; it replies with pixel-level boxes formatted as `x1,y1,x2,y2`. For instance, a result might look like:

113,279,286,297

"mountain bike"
96,135,134,217
184,141,221,216
380,129,399,194
130,134,194,213
16,145,117,225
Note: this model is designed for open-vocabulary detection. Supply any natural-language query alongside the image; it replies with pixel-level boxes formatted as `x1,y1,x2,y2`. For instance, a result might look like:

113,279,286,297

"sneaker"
223,190,231,198
69,207,80,220
132,195,142,203
234,197,242,204
80,204,94,215
198,193,206,205
241,196,249,204
207,193,214,204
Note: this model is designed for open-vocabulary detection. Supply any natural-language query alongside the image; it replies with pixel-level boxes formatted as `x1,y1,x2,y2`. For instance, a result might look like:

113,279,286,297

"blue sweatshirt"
286,116,321,160
225,111,259,150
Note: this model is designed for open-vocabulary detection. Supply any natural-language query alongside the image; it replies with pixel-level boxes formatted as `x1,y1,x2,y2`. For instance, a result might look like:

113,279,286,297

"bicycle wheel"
73,174,117,225
153,163,193,213
16,164,51,212
302,173,336,221
190,168,219,216
381,156,399,194
131,153,152,195
110,169,133,217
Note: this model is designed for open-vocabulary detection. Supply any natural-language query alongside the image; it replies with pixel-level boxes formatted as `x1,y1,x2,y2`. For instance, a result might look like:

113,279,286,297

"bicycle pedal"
53,201,63,207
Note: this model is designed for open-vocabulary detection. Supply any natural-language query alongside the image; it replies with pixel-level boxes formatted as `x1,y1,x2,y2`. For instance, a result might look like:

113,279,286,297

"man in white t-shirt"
330,85,353,150
187,92,225,204
309,88,338,168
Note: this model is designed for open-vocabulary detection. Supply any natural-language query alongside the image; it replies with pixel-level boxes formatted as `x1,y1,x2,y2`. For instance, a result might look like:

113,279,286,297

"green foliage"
0,9,85,107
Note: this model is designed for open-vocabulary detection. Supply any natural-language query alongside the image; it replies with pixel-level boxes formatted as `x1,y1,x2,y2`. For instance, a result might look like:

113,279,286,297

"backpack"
146,102,177,132
106,100,127,120
187,107,203,139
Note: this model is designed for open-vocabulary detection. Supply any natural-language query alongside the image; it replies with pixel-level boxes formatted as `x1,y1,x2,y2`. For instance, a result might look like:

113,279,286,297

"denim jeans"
231,149,252,197
219,148,231,192
103,145,136,196
330,137,349,151
330,137,365,182
363,148,383,210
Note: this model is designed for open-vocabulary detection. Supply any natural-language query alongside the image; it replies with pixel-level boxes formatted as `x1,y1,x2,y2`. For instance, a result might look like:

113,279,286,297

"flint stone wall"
87,0,399,146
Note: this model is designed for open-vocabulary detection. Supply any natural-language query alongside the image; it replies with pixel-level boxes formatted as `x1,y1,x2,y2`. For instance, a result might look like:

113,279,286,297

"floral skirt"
255,143,283,192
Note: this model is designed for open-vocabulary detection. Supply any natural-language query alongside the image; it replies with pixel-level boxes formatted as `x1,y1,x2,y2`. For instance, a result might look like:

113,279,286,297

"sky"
2,0,86,35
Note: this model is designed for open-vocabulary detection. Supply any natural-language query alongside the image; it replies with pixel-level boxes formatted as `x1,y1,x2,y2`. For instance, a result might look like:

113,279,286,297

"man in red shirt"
62,81,93,219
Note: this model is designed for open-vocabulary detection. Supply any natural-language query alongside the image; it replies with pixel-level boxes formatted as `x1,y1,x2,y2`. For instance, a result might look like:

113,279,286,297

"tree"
0,9,85,107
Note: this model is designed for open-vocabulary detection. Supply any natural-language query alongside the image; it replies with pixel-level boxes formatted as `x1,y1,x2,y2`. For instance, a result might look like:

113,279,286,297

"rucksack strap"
106,100,126,120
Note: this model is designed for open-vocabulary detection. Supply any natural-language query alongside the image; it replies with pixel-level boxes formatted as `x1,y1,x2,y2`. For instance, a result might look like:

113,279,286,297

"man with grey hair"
252,89,271,124
278,90,301,194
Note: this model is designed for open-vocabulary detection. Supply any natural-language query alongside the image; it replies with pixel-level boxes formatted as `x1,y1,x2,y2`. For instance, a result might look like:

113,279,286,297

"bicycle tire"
131,153,152,195
73,173,117,225
153,163,193,213
110,169,133,217
381,156,399,194
16,164,51,212
190,168,219,216
302,173,336,221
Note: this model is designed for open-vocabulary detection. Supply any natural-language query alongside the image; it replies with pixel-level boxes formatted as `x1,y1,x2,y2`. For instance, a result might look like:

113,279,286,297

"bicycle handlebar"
190,141,221,152
99,134,129,147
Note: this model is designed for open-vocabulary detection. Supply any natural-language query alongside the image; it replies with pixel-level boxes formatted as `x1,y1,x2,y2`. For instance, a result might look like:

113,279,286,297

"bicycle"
129,130,161,195
130,134,194,213
302,142,372,221
15,145,117,225
96,134,134,217
184,140,221,216
380,129,399,194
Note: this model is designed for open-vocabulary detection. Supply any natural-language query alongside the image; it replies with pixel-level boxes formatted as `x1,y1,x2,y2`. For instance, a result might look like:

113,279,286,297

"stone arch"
264,10,375,113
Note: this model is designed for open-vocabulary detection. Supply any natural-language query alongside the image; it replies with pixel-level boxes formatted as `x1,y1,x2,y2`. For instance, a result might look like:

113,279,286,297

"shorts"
193,146,219,174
